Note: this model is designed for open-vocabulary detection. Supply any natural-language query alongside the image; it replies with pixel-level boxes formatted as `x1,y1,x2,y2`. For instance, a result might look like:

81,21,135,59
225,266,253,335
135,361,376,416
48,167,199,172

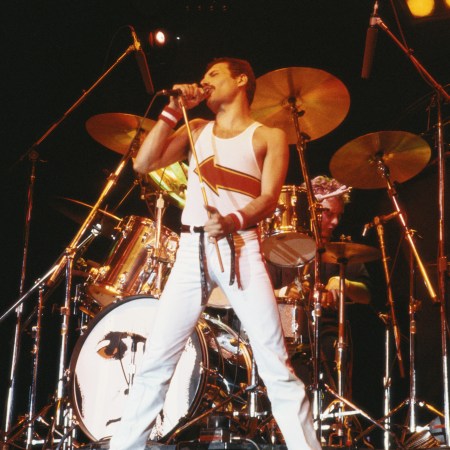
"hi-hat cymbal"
323,242,381,265
86,113,157,154
250,67,350,143
330,131,431,189
52,197,121,237
146,162,188,209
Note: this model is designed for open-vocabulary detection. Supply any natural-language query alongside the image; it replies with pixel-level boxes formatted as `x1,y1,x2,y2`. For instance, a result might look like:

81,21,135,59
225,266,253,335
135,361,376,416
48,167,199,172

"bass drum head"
69,295,206,443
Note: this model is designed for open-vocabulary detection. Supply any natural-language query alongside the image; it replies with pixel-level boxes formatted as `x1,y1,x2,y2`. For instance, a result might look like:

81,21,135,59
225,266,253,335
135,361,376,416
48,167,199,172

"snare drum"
260,186,315,267
86,216,179,306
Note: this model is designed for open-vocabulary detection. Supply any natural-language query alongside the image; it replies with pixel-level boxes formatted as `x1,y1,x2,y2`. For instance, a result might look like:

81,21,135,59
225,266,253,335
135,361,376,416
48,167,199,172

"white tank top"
181,121,263,226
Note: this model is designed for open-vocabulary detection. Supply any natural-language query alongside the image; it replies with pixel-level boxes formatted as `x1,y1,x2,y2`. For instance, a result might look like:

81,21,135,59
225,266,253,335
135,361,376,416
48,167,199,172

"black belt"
180,225,238,302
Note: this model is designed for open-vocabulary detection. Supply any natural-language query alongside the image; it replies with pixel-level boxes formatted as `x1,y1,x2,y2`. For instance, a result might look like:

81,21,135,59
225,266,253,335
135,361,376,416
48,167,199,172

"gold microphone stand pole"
178,97,224,272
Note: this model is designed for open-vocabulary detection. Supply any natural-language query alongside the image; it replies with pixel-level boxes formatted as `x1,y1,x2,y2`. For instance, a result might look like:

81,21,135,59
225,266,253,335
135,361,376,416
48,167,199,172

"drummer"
268,175,372,399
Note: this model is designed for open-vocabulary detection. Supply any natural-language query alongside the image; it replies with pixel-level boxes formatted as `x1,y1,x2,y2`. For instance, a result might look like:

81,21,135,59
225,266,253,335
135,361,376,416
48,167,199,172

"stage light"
398,0,450,21
148,29,169,47
406,0,435,17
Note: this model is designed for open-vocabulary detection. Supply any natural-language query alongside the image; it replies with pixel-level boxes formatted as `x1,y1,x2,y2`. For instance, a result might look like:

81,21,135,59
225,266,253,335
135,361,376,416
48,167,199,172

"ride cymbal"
323,242,381,265
251,67,350,143
330,131,431,189
86,113,157,154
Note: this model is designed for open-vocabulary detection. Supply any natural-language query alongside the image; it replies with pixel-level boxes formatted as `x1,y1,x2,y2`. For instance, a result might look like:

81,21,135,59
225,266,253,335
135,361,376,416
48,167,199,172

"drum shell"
69,295,252,443
260,186,315,267
86,216,179,305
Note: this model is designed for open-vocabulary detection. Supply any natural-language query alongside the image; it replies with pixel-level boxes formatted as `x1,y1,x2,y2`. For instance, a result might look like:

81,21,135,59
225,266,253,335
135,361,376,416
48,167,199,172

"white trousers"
109,230,321,450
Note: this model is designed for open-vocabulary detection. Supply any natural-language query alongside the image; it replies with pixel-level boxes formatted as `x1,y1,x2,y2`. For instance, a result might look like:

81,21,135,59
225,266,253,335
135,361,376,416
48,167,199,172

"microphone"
157,88,183,97
362,211,399,236
130,26,155,95
157,86,212,99
361,1,379,79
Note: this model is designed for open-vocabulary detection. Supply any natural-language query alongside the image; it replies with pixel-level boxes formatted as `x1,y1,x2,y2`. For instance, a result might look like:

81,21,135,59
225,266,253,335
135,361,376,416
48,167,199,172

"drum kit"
1,64,443,450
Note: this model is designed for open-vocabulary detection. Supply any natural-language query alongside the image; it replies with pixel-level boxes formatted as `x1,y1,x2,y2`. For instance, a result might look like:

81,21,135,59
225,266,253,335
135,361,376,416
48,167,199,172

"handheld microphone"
157,86,212,100
130,26,155,95
157,88,183,97
361,1,379,79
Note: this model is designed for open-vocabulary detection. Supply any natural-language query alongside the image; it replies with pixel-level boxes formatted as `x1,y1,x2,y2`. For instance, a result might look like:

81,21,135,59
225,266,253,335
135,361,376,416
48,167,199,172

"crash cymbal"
330,131,431,189
86,113,157,154
146,162,189,209
250,67,350,143
52,197,121,237
322,242,381,265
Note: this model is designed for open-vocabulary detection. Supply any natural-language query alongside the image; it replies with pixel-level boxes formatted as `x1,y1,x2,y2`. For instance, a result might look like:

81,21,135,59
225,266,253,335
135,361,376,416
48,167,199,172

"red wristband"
158,105,182,128
228,210,246,231
228,213,241,232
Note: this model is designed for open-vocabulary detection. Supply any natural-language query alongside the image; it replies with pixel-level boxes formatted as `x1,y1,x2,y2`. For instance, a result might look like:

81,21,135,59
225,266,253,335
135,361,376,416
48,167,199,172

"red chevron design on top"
194,156,261,198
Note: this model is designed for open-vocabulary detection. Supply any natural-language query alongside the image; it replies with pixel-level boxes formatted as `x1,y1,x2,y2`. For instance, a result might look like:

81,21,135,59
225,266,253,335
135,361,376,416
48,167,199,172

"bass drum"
69,296,252,443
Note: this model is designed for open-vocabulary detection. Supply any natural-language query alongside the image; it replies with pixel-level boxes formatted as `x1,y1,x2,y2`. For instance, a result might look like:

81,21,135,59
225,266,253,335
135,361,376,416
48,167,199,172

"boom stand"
1,35,146,450
372,9,449,443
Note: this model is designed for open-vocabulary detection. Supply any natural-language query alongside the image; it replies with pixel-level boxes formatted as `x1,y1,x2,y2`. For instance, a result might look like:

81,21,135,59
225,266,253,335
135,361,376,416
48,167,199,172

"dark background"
0,0,449,446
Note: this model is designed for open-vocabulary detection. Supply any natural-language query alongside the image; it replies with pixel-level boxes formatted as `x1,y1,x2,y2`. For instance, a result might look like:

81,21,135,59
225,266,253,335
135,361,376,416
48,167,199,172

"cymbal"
86,113,157,154
250,67,350,143
322,242,381,265
52,197,121,237
146,162,188,209
330,131,431,189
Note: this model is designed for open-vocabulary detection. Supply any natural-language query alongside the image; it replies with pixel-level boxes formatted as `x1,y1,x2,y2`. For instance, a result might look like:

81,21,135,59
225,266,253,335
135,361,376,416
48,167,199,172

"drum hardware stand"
41,87,157,445
359,216,405,449
401,247,446,442
165,385,247,444
359,231,445,449
370,5,450,443
2,32,155,449
317,257,388,447
2,147,39,450
286,97,360,445
42,130,154,450
285,96,328,437
244,354,271,439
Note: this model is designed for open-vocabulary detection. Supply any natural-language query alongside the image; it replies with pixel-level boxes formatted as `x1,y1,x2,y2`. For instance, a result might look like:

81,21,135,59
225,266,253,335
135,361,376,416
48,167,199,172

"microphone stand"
371,9,449,443
177,97,224,272
1,39,144,449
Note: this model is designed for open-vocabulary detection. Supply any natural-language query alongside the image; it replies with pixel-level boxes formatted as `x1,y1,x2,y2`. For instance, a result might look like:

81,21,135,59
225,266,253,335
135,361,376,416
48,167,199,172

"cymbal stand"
372,8,449,443
286,97,327,434
320,258,396,447
355,234,444,448
373,216,405,450
2,148,39,450
399,241,444,443
42,126,152,447
25,285,44,449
